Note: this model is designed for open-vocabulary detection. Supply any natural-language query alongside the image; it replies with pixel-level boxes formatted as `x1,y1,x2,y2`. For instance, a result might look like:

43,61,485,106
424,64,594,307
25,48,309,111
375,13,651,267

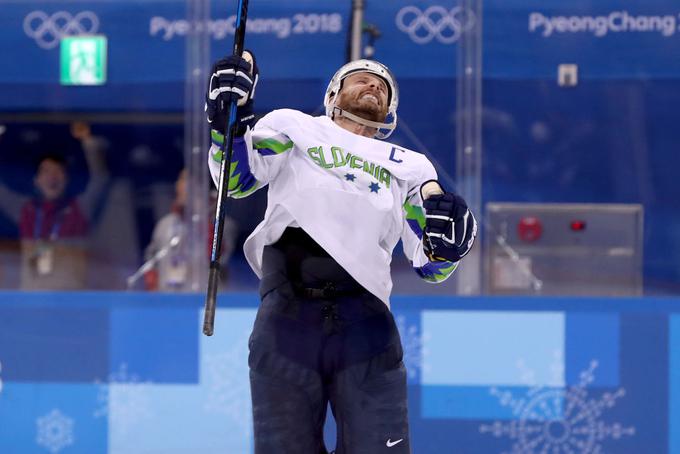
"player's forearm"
412,243,459,283
403,192,459,283
208,132,261,199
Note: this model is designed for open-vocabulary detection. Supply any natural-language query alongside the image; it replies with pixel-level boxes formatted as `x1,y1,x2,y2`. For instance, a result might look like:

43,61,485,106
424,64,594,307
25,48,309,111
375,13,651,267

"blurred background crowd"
0,121,240,292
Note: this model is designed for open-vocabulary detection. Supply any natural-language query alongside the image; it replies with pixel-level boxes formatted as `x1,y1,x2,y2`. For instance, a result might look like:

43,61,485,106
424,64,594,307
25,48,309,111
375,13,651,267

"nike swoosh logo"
386,438,404,447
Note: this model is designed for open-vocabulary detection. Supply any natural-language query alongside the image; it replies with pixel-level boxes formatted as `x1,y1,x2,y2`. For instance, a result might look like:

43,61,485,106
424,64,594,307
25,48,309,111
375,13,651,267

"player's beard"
336,91,388,123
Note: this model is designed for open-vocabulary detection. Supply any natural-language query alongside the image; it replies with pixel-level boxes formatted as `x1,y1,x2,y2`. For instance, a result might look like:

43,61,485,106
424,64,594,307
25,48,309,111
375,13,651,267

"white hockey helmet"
324,59,399,139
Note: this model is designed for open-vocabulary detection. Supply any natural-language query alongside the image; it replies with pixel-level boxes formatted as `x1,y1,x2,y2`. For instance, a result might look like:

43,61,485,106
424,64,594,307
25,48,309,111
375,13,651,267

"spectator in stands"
142,168,236,291
19,154,89,289
0,122,109,290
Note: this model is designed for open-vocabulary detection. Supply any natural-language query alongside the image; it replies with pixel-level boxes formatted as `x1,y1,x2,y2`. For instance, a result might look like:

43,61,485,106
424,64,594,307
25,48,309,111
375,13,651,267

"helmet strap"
332,106,395,133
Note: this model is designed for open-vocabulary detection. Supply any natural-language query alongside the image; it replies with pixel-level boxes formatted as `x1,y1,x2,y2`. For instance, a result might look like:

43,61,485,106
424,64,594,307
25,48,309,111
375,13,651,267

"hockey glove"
421,180,477,262
206,51,259,136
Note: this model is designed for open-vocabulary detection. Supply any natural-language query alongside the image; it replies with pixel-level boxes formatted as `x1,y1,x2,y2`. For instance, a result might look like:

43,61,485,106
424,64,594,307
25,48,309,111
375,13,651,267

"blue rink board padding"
0,292,679,454
671,315,680,454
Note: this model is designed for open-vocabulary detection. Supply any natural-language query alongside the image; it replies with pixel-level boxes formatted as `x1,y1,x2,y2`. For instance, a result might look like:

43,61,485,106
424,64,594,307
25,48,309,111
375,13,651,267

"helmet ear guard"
324,59,399,139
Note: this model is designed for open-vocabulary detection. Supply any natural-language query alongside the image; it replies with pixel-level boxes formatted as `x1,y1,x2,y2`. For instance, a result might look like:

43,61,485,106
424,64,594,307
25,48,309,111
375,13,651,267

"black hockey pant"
248,243,411,454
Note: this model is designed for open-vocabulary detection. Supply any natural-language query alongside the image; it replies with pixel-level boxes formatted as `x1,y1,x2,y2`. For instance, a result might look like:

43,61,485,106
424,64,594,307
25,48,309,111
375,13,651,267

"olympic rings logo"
23,10,99,49
396,6,476,44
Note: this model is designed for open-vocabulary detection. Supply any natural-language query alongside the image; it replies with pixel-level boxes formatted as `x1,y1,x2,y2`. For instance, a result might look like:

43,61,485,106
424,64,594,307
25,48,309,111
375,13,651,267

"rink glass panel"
0,1,679,295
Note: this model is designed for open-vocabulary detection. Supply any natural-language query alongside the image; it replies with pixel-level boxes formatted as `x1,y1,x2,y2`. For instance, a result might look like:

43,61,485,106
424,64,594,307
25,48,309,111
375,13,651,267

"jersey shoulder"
256,108,314,132
381,142,437,183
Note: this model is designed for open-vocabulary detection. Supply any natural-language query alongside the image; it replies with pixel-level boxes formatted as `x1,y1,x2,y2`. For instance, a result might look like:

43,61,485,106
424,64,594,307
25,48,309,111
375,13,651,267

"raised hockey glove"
421,180,477,262
206,51,259,136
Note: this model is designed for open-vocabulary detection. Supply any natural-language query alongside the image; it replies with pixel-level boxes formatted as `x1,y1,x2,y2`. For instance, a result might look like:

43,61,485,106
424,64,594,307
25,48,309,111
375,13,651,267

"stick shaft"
203,0,249,337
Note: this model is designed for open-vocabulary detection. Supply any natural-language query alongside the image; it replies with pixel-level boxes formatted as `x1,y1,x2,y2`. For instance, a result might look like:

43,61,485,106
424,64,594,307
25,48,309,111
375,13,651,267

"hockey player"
205,53,477,454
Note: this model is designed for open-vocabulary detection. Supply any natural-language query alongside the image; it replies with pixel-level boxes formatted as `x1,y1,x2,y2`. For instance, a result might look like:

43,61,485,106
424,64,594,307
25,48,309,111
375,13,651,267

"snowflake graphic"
94,363,152,438
203,332,252,430
36,409,74,453
479,360,635,454
395,315,430,382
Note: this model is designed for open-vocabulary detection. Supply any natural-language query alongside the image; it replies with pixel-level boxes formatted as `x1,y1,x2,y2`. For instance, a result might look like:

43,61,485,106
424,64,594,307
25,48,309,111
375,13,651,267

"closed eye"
357,76,387,93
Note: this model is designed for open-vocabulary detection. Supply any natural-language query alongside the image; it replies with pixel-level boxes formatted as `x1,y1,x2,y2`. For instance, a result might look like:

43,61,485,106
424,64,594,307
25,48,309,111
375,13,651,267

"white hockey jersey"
208,109,458,305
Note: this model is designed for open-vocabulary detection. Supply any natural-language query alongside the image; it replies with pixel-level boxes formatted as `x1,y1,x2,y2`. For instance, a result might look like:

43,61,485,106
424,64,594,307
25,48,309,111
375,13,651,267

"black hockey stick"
203,0,250,336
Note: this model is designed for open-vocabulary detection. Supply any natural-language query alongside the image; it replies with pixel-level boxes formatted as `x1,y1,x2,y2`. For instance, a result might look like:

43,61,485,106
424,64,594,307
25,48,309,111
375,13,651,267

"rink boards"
0,291,678,454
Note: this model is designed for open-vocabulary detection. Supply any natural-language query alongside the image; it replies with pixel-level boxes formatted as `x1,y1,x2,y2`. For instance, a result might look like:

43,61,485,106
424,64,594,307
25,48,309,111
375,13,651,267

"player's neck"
334,116,377,138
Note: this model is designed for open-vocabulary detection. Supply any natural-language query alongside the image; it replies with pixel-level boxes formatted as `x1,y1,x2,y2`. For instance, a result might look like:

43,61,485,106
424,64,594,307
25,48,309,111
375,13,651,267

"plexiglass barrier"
481,0,680,295
0,0,678,296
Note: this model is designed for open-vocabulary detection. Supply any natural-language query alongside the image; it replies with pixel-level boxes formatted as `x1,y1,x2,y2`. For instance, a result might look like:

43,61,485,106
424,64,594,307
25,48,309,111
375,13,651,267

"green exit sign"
60,36,107,85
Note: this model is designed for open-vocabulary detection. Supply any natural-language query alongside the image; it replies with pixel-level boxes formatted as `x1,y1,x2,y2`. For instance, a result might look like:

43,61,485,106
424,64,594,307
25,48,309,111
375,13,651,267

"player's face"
34,159,67,201
335,72,389,122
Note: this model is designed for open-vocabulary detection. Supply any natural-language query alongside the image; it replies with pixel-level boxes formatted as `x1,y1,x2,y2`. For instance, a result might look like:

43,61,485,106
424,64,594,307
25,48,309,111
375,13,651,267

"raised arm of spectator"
71,121,110,223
